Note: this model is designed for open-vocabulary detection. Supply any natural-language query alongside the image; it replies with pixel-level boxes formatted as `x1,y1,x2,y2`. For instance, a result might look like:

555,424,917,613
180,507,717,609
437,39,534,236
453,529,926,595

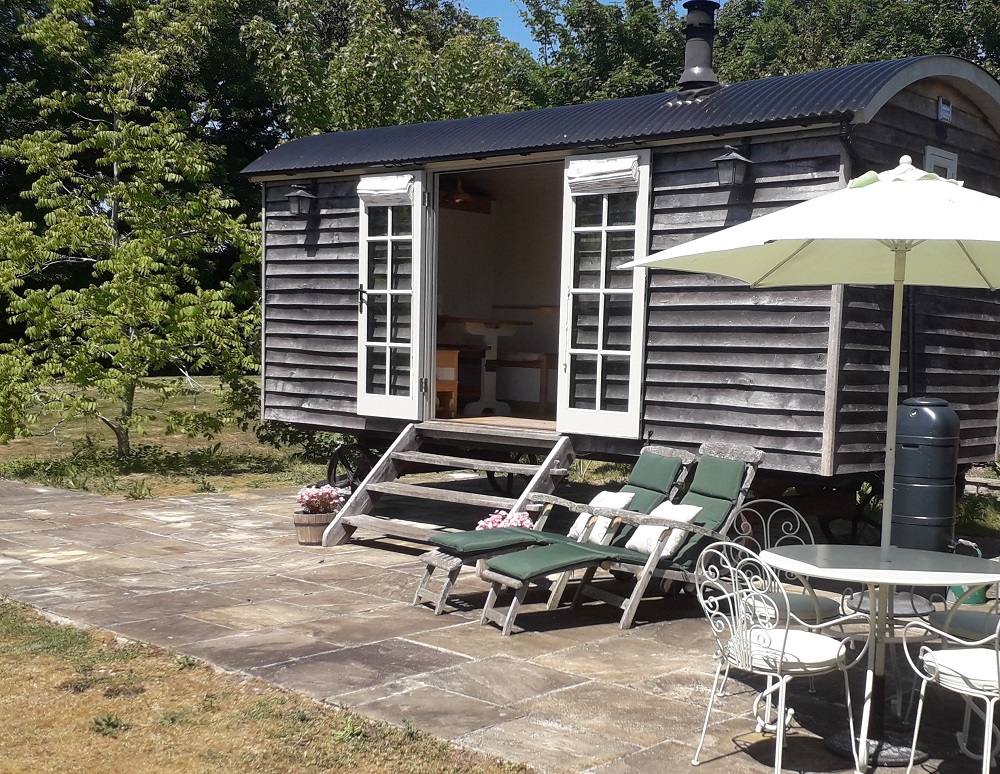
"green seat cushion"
429,526,545,554
766,592,844,624
619,485,668,516
928,609,1000,641
615,451,684,517
486,542,618,582
687,455,746,501
627,453,683,497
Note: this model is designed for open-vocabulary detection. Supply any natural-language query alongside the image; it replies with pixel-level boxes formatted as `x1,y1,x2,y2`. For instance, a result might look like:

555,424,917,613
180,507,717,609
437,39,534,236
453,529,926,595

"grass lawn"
0,601,524,774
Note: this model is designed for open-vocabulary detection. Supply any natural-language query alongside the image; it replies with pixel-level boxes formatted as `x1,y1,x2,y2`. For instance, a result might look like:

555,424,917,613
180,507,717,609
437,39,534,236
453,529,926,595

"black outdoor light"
712,144,753,187
285,183,317,216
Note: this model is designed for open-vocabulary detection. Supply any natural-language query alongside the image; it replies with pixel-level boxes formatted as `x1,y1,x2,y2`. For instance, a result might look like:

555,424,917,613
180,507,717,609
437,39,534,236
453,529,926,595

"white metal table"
761,544,1000,769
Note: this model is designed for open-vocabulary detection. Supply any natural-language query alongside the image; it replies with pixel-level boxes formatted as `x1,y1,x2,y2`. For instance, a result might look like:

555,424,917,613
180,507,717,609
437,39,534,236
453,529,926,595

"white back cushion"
625,502,703,559
567,490,635,544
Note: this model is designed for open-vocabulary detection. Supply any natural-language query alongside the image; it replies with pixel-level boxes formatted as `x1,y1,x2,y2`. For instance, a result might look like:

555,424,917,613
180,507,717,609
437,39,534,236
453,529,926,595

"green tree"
0,0,259,457
519,0,685,107
244,0,534,136
716,0,998,82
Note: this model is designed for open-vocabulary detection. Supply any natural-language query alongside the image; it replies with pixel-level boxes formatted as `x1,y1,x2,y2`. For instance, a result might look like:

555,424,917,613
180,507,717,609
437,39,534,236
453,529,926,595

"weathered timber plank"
645,366,829,391
264,331,357,354
265,393,357,412
646,308,831,328
265,349,354,368
266,230,359,247
644,386,826,413
365,481,517,510
642,406,824,435
264,378,356,397
266,277,361,292
340,515,442,543
265,247,358,264
265,291,361,306
391,450,540,475
646,330,831,349
417,420,559,446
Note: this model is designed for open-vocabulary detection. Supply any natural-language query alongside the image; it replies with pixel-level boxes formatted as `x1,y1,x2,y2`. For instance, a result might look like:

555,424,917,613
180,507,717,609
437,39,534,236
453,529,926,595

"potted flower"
293,484,350,545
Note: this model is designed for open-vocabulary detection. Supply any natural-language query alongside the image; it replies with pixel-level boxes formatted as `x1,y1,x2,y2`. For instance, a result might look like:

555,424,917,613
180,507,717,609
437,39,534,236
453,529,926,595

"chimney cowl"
678,0,720,92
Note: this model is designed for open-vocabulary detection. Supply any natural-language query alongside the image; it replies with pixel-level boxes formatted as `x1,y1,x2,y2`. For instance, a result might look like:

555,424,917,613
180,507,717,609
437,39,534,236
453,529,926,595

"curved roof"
243,55,1000,177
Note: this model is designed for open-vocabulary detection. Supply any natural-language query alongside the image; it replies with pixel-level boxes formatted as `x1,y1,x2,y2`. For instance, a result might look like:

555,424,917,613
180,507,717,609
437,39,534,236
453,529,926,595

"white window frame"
556,150,650,438
356,172,426,420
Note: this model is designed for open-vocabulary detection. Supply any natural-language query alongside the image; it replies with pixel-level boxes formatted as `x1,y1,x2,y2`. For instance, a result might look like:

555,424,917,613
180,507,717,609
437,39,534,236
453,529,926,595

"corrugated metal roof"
241,56,946,176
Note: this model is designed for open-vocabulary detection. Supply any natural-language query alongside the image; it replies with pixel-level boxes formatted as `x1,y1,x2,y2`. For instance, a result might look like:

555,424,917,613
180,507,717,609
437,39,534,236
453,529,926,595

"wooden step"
365,480,520,511
342,514,441,543
391,450,540,476
415,419,559,449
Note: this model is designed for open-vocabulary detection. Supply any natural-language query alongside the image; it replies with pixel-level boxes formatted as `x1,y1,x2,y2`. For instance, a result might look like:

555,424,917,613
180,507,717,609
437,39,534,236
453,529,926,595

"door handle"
358,284,366,312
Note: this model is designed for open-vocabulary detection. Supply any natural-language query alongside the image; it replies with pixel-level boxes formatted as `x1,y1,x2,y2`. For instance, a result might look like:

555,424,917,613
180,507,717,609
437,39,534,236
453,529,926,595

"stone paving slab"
0,479,989,773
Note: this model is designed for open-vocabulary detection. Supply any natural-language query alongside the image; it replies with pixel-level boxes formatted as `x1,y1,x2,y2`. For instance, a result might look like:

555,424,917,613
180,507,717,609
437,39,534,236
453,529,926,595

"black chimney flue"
678,0,720,91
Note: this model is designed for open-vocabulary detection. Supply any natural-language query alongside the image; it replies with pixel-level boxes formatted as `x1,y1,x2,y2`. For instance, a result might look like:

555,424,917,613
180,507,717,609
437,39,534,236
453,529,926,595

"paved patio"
0,477,988,773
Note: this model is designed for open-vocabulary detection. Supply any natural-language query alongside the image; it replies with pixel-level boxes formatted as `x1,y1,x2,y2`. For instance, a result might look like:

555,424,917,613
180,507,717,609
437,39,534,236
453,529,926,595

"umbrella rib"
754,240,814,286
958,240,1000,290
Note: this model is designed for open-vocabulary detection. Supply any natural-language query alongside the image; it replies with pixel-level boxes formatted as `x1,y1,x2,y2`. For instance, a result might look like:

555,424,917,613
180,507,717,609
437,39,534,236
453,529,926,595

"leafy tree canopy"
519,0,685,106
244,0,536,136
0,0,260,456
716,0,1000,82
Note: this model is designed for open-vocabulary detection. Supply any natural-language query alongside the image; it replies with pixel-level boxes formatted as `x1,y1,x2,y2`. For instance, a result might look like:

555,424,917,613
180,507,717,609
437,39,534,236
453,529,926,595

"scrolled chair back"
728,499,815,585
696,540,793,674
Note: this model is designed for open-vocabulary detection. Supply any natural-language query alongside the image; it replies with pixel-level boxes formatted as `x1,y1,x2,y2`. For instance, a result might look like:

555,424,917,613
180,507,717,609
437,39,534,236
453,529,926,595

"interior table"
437,316,531,416
760,543,1000,769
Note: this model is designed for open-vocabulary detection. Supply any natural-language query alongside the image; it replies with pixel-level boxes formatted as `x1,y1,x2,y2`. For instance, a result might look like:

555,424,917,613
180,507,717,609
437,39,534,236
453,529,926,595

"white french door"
556,152,650,438
357,172,429,420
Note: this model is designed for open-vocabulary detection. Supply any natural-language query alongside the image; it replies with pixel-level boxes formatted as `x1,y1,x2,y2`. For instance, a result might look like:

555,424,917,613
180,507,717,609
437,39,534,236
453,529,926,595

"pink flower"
476,509,533,530
296,484,350,514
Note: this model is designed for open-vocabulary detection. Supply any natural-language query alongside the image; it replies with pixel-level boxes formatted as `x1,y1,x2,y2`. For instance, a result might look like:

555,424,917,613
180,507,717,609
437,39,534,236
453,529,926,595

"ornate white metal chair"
728,499,844,626
692,541,868,774
902,615,1000,774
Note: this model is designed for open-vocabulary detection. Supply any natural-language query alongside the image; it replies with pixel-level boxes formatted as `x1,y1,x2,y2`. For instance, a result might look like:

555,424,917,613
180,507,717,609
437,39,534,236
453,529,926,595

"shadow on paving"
0,478,990,774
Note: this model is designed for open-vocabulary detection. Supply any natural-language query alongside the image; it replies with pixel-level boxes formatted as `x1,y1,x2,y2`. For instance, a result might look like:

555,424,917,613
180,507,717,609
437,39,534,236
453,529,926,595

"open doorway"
434,162,563,420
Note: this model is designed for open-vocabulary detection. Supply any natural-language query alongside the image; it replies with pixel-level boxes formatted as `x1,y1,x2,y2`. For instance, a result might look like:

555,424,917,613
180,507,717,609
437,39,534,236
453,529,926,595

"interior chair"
434,349,460,418
412,445,695,614
692,541,867,774
477,442,765,635
902,615,1000,774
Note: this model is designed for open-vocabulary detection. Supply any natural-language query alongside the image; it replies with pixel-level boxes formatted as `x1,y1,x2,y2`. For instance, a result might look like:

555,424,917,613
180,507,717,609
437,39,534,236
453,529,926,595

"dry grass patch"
0,601,525,774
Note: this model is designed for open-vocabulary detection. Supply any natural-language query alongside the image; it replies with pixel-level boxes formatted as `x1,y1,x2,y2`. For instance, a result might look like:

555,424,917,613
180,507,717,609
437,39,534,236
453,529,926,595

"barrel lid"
902,397,949,407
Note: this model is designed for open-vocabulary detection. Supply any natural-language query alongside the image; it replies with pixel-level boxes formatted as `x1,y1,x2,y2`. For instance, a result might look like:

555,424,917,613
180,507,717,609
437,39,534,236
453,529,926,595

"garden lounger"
478,442,765,635
412,445,696,614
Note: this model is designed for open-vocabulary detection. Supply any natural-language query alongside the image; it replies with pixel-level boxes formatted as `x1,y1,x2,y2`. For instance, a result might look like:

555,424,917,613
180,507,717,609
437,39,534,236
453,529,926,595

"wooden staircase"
322,420,576,547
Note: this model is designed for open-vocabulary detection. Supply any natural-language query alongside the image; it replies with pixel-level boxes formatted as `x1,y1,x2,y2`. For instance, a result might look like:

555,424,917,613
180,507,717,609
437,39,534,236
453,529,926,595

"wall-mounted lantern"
711,144,753,187
285,184,317,216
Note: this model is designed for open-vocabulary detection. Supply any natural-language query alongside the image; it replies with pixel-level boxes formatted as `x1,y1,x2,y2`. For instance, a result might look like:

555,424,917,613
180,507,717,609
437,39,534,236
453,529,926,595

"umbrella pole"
879,252,907,562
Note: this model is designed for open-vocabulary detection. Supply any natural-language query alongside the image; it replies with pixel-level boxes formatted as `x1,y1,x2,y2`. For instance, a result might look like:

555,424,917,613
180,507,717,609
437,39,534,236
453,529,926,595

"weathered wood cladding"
833,78,1000,473
262,178,403,437
643,134,845,475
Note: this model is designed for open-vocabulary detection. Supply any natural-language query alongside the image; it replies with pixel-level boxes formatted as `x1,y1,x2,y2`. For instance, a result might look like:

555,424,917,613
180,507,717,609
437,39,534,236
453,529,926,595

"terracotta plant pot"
293,510,336,546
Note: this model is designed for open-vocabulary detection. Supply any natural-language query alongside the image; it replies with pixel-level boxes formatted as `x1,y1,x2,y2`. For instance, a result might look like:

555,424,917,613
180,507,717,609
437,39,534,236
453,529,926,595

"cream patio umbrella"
623,156,1000,560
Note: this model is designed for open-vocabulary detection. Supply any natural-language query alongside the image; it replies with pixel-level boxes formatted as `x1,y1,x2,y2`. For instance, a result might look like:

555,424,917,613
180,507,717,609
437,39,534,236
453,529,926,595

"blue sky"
472,0,535,49
470,1,695,52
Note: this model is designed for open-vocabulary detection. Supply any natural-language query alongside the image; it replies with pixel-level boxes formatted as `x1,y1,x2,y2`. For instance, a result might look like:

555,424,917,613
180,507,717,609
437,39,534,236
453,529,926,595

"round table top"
761,544,1000,586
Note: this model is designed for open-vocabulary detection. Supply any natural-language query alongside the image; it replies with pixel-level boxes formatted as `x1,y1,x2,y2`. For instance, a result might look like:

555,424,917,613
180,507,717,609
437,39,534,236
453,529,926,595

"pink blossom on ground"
476,509,534,530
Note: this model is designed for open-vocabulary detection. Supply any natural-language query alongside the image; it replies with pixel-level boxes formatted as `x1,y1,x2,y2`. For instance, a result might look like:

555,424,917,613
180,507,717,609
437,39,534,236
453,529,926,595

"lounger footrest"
419,549,465,572
479,567,525,589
